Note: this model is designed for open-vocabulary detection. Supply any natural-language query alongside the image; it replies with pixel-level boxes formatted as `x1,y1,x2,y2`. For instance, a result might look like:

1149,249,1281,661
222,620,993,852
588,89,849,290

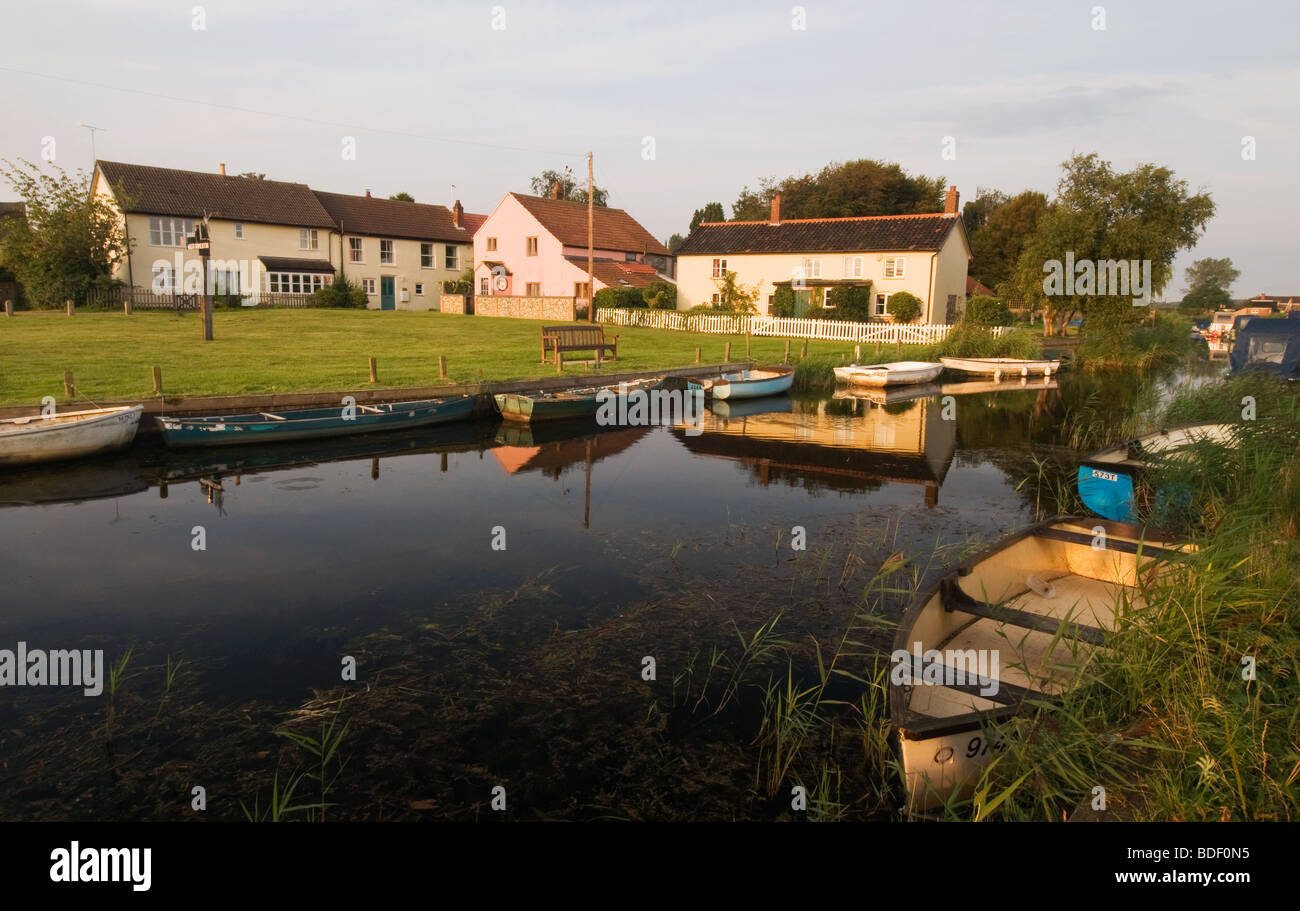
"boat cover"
1230,318,1300,377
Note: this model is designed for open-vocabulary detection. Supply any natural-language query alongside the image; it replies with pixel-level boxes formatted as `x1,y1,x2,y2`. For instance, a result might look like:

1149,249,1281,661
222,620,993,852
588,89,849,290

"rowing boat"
939,357,1061,380
694,365,794,400
0,405,144,466
156,396,475,447
1077,423,1235,522
846,361,944,387
494,377,662,423
890,517,1190,813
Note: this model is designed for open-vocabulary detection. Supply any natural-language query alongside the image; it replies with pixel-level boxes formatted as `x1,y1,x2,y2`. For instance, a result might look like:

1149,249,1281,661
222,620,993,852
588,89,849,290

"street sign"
186,241,210,251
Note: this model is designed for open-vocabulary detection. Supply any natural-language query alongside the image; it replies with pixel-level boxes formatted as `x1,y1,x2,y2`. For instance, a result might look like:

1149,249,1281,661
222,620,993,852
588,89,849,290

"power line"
0,64,585,159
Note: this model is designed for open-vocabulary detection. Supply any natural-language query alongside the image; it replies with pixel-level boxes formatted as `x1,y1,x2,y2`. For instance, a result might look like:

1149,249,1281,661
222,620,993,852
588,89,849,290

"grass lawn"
0,309,925,405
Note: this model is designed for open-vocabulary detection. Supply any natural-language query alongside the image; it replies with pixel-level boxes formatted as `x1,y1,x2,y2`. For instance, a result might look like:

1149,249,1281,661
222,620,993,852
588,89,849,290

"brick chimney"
452,200,464,228
219,163,226,176
769,193,782,225
365,189,372,198
944,185,959,215
550,180,562,200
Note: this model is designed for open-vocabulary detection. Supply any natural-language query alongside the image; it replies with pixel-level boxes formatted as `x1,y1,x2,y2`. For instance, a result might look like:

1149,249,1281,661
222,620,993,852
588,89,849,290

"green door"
793,290,811,317
380,276,395,310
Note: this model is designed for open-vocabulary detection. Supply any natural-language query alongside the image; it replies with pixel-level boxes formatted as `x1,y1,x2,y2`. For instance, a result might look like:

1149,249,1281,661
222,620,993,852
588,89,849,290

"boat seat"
941,578,1108,646
259,412,286,421
1031,526,1181,557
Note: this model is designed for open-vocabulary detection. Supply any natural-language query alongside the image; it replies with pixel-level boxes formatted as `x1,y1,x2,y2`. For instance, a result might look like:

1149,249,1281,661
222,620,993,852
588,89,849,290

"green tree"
969,190,1048,290
1183,257,1239,295
965,294,1013,326
643,280,677,310
1180,283,1232,313
886,291,922,323
0,159,129,309
713,270,758,312
528,169,608,206
961,188,1009,237
667,233,684,253
236,172,266,180
689,202,725,232
388,191,415,202
731,160,946,221
770,285,797,317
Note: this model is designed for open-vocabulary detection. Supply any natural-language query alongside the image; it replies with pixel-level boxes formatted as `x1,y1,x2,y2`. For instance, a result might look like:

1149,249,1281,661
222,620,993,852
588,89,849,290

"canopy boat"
1077,423,1235,522
0,405,143,467
846,361,944,388
494,377,662,424
695,365,794,400
156,395,475,447
891,517,1191,813
1230,318,1300,378
939,357,1061,381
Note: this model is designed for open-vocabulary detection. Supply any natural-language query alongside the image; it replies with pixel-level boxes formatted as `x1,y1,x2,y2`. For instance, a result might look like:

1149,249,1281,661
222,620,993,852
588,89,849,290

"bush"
804,304,829,320
825,284,873,321
965,294,1013,327
932,325,1041,360
594,286,646,310
442,279,471,295
310,273,368,308
770,286,797,317
886,291,922,323
643,280,677,310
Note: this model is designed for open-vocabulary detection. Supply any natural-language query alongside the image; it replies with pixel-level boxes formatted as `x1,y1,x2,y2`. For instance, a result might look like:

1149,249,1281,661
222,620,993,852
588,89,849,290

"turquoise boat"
156,395,476,448
495,377,661,424
697,365,794,400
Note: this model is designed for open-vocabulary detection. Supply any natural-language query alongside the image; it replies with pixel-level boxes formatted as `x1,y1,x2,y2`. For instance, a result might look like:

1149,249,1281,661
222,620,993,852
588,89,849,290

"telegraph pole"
587,152,595,324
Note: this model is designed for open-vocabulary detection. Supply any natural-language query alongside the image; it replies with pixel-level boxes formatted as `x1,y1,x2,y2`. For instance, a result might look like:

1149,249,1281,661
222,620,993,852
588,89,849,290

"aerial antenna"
77,122,106,162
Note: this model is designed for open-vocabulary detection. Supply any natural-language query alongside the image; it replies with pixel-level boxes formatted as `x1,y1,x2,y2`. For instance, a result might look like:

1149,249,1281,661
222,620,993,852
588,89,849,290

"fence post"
63,371,74,398
152,366,163,395
369,357,378,383
66,299,74,316
800,339,808,360
123,294,132,316
724,341,731,362
784,339,790,362
3,299,11,317
695,346,701,364
854,344,861,362
745,333,751,359
439,355,448,380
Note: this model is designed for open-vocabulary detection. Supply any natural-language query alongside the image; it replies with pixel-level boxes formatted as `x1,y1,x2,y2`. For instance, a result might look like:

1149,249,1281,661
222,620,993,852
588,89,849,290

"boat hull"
157,396,475,447
709,366,795,400
1077,423,1234,522
939,357,1061,379
0,406,143,466
848,361,944,387
495,378,664,424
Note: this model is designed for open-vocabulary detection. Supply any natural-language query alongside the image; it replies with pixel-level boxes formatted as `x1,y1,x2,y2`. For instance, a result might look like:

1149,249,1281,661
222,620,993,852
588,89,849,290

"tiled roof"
0,201,25,219
313,190,478,243
96,161,336,228
258,256,337,273
967,276,994,296
676,213,960,256
461,212,488,235
564,255,665,289
511,193,668,256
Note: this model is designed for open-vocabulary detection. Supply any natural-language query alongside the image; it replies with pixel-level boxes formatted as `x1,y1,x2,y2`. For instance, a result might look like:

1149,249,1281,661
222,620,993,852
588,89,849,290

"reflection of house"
674,398,956,506
674,188,970,322
472,188,672,300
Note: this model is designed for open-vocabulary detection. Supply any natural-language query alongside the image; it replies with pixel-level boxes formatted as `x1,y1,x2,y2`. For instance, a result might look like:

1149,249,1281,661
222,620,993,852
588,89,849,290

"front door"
793,290,811,317
380,276,395,310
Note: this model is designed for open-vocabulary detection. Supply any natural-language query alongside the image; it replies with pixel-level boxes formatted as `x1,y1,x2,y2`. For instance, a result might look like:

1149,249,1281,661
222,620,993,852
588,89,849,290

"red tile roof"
676,213,960,256
313,191,479,243
461,212,488,234
511,193,668,256
564,256,665,289
967,276,994,296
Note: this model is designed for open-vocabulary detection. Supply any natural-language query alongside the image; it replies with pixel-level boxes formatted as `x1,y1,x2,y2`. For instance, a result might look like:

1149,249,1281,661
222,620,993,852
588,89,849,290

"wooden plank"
259,412,286,421
940,578,1109,647
1033,526,1180,557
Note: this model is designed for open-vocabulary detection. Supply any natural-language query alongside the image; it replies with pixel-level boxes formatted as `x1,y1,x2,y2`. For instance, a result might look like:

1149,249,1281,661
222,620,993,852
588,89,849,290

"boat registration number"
1090,469,1119,482
965,735,1008,759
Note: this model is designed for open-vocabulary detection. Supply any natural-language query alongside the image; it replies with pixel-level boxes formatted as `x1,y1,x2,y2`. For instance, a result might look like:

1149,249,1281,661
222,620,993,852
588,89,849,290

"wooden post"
66,299,74,316
439,355,448,380
800,339,808,359
854,344,861,362
556,351,563,374
745,333,751,358
586,152,595,325
783,339,790,362
63,371,74,398
724,341,731,362
694,346,701,364
369,357,378,383
152,366,163,395
123,295,133,316
371,457,379,480
876,341,882,355
3,299,12,317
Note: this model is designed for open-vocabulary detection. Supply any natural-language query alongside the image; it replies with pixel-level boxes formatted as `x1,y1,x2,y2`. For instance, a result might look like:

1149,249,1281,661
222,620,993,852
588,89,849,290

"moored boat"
847,361,944,387
494,377,662,424
891,516,1191,813
939,357,1061,381
0,405,144,466
156,395,475,447
695,365,794,400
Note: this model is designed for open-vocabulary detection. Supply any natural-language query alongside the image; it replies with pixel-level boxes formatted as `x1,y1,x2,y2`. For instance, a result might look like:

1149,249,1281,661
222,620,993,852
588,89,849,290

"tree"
0,159,129,309
667,233,684,253
886,291,922,323
968,190,1048,290
961,188,1009,237
1180,283,1232,313
528,169,608,206
236,172,266,180
1183,257,1239,296
965,294,1013,327
770,285,797,317
1010,153,1215,339
713,270,758,312
689,202,725,232
826,283,874,321
389,192,415,202
643,280,677,310
730,160,946,221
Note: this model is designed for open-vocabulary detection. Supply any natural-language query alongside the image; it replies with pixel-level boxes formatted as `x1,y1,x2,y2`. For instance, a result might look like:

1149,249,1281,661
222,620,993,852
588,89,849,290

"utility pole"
587,152,595,324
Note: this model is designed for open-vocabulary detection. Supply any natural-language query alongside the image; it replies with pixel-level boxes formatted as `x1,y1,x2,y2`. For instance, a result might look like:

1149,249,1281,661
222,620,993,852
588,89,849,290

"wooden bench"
541,325,618,368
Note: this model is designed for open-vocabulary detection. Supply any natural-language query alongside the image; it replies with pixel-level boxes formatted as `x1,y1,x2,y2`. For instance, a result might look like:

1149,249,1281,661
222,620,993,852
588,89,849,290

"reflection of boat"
495,378,661,423
847,361,944,387
940,357,1060,380
833,384,941,407
0,453,149,506
491,424,650,475
1077,423,1235,522
157,396,475,447
891,517,1191,813
708,395,794,419
939,378,1058,396
0,405,143,466
695,365,794,400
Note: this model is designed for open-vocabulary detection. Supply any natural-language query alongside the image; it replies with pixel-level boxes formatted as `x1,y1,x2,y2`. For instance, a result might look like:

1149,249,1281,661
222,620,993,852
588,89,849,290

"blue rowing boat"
156,395,476,447
695,365,795,400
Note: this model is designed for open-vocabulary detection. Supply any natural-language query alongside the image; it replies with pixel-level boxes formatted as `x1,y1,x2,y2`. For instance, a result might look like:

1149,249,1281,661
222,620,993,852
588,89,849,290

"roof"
967,276,994,296
96,161,336,228
675,213,961,256
479,260,512,275
509,193,669,256
259,256,337,274
563,256,665,289
461,212,488,234
0,202,25,220
313,190,479,243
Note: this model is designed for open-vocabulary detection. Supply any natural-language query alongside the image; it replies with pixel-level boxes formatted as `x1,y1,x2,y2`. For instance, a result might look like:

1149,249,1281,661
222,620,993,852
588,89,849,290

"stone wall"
474,295,575,321
440,294,467,314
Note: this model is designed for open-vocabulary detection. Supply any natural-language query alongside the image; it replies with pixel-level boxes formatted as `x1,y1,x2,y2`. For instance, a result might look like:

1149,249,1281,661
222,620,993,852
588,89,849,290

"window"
526,236,538,256
711,258,727,279
233,223,244,239
575,282,591,298
711,292,722,306
625,252,636,263
823,288,831,305
445,245,457,270
362,278,377,295
843,256,863,278
802,258,822,279
148,217,193,247
299,229,319,251
479,277,489,294
486,237,498,252
884,257,905,279
151,262,175,292
526,282,541,296
415,283,424,295
380,240,394,264
267,272,331,293
875,294,888,317
420,243,434,268
348,238,364,263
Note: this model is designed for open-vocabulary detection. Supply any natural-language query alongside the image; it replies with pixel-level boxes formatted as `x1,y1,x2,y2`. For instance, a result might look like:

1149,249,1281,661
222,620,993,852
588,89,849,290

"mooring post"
3,299,12,317
724,341,731,362
783,339,790,362
800,339,808,359
695,346,701,364
855,344,861,362
745,333,751,358
152,365,163,395
369,356,378,383
439,355,448,380
123,295,132,316
63,371,74,398
65,299,74,317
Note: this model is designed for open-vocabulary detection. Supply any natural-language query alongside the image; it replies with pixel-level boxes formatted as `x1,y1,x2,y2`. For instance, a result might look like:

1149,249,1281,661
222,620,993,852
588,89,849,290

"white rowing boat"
890,516,1191,813
0,405,144,466
939,357,1061,381
846,361,944,387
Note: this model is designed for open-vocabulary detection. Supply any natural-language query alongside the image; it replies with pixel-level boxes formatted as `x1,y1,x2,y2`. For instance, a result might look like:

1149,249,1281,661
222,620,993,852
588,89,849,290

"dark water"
0,365,1217,819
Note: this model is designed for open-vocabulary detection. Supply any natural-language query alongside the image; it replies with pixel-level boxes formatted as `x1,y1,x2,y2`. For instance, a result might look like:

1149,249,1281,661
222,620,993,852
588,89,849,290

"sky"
1,0,1297,296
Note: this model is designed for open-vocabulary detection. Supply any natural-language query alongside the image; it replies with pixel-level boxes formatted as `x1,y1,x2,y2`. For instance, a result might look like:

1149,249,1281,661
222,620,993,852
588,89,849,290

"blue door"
380,276,395,310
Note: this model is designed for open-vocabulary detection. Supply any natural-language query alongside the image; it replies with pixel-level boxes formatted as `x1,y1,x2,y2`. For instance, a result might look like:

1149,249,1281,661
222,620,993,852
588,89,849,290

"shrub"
442,279,471,295
770,286,797,318
310,273,368,308
643,280,677,310
804,304,829,320
825,284,873,321
932,325,1041,360
594,286,645,310
886,291,922,323
965,294,1013,327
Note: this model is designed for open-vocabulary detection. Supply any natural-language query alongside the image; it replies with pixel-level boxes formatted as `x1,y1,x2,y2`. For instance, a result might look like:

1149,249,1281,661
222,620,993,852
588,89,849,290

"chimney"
769,193,782,225
944,185,959,215
551,180,565,200
219,163,226,177
365,189,372,198
452,200,464,228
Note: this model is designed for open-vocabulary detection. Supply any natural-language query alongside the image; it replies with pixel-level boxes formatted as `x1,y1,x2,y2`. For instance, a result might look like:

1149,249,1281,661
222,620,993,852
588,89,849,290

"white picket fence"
596,308,1004,344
